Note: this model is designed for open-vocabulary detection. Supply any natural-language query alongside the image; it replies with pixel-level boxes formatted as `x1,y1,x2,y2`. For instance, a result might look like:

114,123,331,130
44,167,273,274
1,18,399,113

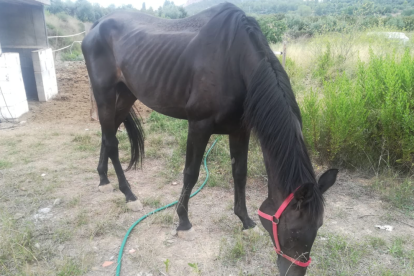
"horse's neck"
261,147,289,202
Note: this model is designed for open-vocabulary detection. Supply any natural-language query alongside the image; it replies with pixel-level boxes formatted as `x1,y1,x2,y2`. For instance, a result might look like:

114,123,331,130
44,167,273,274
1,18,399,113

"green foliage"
61,50,84,61
257,15,287,43
47,0,188,22
301,48,414,173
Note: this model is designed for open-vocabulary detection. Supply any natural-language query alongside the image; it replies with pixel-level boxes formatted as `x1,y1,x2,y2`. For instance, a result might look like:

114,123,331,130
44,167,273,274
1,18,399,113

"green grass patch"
72,134,98,152
0,160,12,169
56,258,85,276
0,209,37,275
142,196,162,208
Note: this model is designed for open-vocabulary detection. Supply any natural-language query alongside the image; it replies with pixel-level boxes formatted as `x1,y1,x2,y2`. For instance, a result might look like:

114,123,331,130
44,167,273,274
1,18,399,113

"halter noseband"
257,187,312,268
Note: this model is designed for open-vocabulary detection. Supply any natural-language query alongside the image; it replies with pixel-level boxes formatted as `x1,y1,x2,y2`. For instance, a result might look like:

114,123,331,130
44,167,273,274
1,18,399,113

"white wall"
0,53,29,119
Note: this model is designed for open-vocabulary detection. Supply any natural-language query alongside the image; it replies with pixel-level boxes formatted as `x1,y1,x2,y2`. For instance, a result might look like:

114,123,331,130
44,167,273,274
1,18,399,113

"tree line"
47,0,187,22
47,0,414,44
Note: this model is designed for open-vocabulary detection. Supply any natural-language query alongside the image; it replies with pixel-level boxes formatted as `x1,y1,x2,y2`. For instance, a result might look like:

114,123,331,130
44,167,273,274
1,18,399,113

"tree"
141,2,146,12
257,15,287,44
298,5,312,17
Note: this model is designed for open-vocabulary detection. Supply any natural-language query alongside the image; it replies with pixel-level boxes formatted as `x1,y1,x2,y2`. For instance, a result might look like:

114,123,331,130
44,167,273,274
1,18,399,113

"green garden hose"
116,138,219,276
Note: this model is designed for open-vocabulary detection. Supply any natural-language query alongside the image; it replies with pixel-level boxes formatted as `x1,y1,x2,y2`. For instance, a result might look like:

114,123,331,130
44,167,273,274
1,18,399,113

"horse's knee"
183,170,199,185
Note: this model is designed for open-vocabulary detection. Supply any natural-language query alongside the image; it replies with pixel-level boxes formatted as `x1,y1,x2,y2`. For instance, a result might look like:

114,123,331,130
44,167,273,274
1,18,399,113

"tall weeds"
301,47,414,173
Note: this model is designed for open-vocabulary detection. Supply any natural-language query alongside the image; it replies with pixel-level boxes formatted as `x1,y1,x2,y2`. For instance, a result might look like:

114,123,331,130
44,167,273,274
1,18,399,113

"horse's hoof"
243,225,264,236
177,228,196,241
98,185,113,193
126,200,143,212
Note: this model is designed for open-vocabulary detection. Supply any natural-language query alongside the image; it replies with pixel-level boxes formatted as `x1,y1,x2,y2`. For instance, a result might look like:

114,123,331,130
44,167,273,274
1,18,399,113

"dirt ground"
1,61,414,276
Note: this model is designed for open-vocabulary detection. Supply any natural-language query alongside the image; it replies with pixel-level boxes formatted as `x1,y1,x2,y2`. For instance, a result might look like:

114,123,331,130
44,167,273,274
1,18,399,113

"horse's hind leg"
95,84,141,209
97,83,136,192
176,120,212,234
229,131,256,230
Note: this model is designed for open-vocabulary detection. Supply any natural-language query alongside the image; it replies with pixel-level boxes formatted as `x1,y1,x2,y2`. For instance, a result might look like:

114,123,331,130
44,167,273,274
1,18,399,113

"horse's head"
258,169,338,276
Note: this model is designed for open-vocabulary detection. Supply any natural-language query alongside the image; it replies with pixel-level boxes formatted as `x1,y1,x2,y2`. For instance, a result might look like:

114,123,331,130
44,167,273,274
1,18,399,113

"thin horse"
82,3,338,275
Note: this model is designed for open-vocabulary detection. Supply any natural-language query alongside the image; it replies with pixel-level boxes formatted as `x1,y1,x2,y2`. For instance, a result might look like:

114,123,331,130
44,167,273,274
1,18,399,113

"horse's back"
82,3,248,122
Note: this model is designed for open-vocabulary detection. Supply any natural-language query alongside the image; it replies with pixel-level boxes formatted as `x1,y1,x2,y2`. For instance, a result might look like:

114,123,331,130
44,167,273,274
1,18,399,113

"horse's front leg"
229,130,256,230
176,120,212,236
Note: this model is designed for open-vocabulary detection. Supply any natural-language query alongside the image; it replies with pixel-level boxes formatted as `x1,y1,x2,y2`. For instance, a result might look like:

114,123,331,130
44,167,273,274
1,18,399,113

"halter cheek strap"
257,188,312,268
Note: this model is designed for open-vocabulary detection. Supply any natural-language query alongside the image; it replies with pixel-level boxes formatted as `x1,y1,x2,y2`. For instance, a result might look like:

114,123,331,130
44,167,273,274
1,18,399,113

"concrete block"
32,48,58,101
0,53,28,119
0,100,29,119
4,53,21,69
0,54,6,68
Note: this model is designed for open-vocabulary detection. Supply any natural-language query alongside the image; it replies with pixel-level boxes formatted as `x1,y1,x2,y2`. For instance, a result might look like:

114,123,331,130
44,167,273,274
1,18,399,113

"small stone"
171,181,178,186
129,248,136,254
166,239,175,244
91,267,100,271
14,213,24,220
39,207,51,214
35,243,40,249
20,187,27,191
170,229,177,236
109,255,114,261
20,121,26,124
58,245,65,251
53,198,61,205
41,173,46,177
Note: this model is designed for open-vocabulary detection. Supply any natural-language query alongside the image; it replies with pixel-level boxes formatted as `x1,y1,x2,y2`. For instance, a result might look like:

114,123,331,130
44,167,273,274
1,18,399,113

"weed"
112,197,129,214
188,262,201,275
0,210,37,275
164,259,170,273
75,211,88,226
67,196,80,208
142,196,161,208
389,238,404,258
53,228,73,243
369,236,387,249
72,134,98,152
153,213,174,225
57,258,84,276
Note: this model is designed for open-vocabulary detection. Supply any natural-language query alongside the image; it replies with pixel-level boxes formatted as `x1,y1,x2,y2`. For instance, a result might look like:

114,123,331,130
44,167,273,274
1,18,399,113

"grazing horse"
82,3,338,275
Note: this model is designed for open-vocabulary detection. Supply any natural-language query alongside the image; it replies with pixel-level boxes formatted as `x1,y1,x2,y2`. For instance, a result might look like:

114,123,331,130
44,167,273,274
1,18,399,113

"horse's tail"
123,107,145,171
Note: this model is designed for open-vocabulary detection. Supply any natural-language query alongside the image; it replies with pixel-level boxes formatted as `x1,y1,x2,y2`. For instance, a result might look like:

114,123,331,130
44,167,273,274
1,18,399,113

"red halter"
257,188,312,268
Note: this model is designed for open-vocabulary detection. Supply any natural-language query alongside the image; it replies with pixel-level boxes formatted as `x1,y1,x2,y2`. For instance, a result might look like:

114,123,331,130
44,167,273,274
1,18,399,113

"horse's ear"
318,169,339,194
294,183,314,208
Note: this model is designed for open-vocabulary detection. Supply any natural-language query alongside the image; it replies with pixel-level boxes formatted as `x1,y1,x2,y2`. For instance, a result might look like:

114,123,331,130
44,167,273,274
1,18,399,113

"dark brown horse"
82,3,338,275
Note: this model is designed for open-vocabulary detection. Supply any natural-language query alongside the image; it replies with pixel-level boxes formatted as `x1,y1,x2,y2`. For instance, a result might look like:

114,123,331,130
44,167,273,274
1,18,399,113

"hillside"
185,0,414,16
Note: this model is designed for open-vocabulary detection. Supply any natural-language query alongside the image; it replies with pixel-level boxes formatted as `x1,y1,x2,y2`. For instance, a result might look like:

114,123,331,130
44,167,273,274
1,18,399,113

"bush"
61,50,84,61
301,48,414,172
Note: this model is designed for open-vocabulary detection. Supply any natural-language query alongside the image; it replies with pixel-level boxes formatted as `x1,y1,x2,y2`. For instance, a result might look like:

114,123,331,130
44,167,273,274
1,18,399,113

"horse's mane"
239,15,324,217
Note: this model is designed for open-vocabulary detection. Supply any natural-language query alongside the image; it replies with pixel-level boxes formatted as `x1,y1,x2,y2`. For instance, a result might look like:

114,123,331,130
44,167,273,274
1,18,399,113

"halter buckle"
272,216,279,224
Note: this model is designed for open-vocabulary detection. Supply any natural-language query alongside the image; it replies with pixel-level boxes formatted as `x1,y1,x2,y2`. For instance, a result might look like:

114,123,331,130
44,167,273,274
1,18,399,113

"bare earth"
0,61,413,276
